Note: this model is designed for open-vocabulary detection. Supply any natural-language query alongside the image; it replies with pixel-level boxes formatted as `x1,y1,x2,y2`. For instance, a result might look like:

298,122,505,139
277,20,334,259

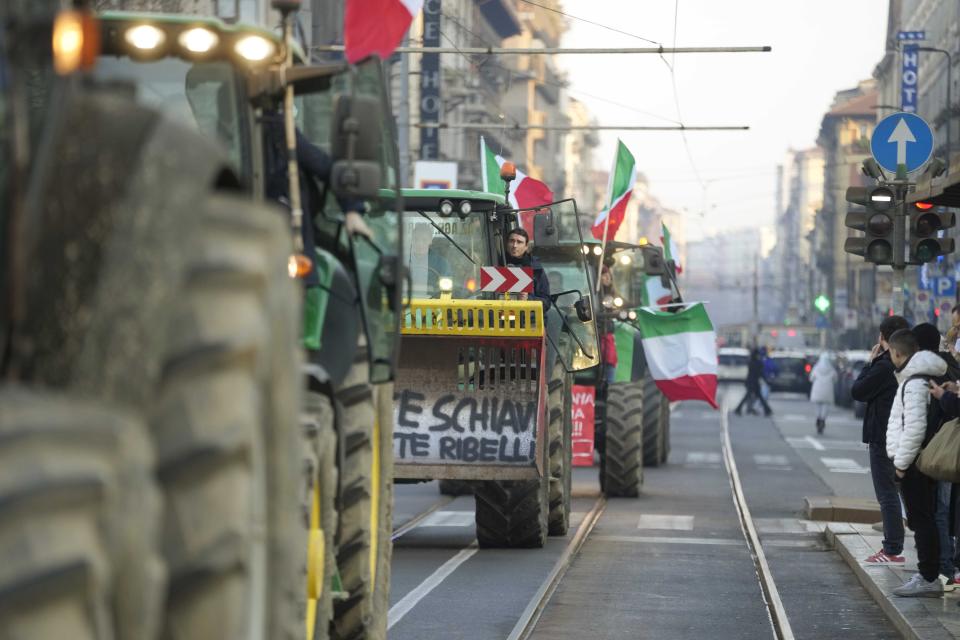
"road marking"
754,518,826,534
820,457,869,474
754,454,790,466
387,543,478,629
638,514,694,530
593,534,741,546
416,510,475,527
786,436,865,452
684,451,722,467
805,436,826,450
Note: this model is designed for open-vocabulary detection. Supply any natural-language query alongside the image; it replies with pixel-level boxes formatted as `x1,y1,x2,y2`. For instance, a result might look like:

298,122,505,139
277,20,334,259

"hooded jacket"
852,350,898,445
809,355,837,404
886,350,948,470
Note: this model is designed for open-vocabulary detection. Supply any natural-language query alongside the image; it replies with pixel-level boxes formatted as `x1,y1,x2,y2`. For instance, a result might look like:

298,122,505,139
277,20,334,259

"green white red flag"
641,273,672,309
635,303,718,408
481,138,554,233
661,222,682,274
591,140,637,240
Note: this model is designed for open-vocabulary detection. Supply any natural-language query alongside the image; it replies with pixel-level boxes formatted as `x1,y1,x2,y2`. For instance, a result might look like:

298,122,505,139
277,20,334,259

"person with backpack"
914,322,960,588
853,315,909,566
886,329,947,597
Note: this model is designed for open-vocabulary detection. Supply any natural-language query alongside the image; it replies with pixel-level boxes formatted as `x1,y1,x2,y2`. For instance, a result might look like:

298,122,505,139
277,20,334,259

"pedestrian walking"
809,353,837,434
885,329,946,598
853,314,909,566
734,348,772,417
914,322,960,589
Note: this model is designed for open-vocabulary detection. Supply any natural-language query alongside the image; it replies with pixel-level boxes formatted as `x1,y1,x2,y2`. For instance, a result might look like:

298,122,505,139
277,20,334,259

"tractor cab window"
401,211,485,299
92,58,247,179
610,247,647,307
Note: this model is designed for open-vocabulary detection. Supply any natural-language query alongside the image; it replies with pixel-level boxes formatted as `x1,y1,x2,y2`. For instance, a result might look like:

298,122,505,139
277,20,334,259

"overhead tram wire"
515,0,662,46
439,9,682,126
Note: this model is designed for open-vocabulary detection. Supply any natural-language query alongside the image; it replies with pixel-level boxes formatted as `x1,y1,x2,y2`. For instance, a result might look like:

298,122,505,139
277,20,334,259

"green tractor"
393,190,599,545
2,5,400,640
581,239,681,496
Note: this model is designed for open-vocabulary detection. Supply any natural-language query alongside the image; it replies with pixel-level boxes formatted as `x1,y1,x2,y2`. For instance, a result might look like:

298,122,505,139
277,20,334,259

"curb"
827,525,956,640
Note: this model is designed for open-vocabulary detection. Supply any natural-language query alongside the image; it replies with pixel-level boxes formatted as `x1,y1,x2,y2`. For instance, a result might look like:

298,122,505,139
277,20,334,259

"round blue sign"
870,112,934,173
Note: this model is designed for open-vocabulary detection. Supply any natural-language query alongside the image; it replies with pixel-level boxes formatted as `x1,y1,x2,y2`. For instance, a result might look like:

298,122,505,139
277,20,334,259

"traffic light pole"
892,171,911,315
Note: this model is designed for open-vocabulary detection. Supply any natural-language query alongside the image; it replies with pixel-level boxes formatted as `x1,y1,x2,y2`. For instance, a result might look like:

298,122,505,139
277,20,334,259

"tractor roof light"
235,34,276,61
581,245,591,255
179,27,219,54
438,200,454,217
458,200,472,218
638,236,649,246
627,310,638,321
619,254,632,265
592,245,603,256
124,24,166,51
499,161,517,182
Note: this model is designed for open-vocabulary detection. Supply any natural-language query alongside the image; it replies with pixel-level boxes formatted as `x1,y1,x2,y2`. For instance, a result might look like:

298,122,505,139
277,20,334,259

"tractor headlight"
438,277,453,293
438,199,455,217
614,296,624,308
592,246,603,256
235,34,275,61
125,24,166,51
179,27,219,54
627,310,638,321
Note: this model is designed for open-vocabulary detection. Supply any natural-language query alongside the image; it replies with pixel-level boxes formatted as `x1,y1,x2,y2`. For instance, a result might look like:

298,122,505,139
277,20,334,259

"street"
388,388,900,639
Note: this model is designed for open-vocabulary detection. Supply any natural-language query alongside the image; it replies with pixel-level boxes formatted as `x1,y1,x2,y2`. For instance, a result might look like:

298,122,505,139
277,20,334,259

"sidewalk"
828,523,960,640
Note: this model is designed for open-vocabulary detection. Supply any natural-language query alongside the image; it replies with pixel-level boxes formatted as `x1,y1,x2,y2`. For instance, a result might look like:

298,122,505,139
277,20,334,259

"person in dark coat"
853,314,909,564
734,348,772,416
505,228,550,309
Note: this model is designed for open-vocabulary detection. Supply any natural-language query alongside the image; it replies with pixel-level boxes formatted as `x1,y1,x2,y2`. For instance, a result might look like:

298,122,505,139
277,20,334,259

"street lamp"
917,46,953,164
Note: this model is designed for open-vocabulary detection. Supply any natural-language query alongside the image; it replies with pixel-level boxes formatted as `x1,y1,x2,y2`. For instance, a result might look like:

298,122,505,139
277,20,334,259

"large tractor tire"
659,398,671,465
330,343,393,640
303,390,339,640
474,478,549,548
601,381,644,497
0,388,164,640
642,376,665,468
153,194,304,640
438,480,473,496
547,356,573,536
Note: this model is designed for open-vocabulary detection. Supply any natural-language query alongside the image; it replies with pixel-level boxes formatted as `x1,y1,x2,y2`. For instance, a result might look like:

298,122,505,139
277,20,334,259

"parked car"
835,350,871,409
768,351,813,394
718,347,750,383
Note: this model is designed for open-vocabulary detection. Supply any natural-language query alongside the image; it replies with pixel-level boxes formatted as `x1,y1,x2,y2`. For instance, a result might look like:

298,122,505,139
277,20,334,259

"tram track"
720,398,795,640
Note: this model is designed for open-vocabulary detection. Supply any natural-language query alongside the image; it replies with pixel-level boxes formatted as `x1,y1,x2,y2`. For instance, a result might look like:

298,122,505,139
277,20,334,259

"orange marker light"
915,201,934,211
288,253,313,279
52,10,100,75
499,161,517,181
466,277,477,292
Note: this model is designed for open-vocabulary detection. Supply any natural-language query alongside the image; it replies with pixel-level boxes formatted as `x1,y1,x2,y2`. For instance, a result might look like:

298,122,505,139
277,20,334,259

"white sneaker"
893,574,943,598
941,575,957,592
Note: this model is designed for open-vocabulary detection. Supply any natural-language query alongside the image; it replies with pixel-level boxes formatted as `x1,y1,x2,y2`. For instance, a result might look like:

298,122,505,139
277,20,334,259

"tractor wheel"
153,193,303,640
642,376,665,468
438,480,473,496
0,388,164,640
303,390,339,640
602,381,644,497
474,476,549,548
330,343,393,640
547,356,572,536
659,398,671,465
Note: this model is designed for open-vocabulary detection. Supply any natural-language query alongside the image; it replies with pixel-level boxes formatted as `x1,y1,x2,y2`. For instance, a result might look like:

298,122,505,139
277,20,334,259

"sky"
558,0,889,242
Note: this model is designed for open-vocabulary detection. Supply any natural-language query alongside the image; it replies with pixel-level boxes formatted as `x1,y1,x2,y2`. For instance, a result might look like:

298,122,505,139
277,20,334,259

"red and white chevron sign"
479,266,533,293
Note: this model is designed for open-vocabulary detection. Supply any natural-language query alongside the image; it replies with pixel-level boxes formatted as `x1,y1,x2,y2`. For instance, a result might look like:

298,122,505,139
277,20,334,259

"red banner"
571,385,595,466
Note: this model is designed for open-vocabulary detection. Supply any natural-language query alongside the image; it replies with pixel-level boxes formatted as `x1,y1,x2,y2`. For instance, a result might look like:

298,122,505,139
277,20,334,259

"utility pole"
398,28,411,186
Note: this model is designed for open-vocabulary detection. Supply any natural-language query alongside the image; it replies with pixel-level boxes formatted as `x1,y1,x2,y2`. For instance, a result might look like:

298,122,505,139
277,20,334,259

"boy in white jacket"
886,329,947,597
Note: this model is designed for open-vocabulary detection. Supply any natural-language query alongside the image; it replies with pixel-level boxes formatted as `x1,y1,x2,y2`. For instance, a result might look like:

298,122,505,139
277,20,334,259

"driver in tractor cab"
505,227,551,309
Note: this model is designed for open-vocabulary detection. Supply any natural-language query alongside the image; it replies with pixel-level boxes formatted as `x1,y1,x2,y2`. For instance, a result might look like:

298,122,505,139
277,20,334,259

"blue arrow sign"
871,112,934,173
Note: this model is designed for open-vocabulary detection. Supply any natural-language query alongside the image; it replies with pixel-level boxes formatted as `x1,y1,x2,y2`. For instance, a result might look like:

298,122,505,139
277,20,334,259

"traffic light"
844,185,897,264
814,295,831,314
908,201,956,264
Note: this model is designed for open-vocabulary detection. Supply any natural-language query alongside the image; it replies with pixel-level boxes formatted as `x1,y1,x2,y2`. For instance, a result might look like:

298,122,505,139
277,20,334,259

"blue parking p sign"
871,112,934,173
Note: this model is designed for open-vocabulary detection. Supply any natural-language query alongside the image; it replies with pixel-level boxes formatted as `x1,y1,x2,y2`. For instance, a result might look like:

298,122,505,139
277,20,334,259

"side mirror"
642,245,666,276
533,210,559,247
331,160,382,200
331,94,382,163
575,296,593,322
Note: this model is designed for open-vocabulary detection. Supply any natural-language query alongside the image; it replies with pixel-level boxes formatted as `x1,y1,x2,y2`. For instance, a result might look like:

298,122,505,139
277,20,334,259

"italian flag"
481,137,554,233
635,303,718,409
641,274,672,309
661,222,682,274
591,139,637,240
344,0,424,64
